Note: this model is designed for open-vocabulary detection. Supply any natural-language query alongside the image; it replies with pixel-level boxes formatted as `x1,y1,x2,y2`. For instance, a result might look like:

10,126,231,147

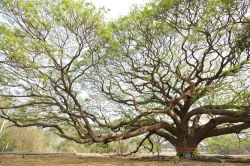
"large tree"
93,0,250,157
0,0,111,143
0,0,250,158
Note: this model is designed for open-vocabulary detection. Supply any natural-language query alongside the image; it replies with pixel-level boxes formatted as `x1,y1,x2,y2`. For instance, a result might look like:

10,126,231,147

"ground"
0,153,249,166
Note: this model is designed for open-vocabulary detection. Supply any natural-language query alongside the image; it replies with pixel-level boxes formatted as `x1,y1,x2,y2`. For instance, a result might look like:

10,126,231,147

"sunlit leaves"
0,0,110,141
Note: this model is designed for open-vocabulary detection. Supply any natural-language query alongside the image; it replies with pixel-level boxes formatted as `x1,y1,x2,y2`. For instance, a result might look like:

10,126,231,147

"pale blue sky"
89,0,150,20
0,1,150,22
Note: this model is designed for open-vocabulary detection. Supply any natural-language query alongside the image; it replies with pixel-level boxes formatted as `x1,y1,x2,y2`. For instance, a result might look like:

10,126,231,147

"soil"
0,153,249,166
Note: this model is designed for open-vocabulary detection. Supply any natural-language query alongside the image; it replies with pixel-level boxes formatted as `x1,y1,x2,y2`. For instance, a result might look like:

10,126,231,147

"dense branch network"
93,0,250,148
0,0,249,156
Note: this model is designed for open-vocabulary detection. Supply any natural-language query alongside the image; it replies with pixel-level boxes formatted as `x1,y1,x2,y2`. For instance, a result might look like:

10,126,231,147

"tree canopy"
0,0,250,158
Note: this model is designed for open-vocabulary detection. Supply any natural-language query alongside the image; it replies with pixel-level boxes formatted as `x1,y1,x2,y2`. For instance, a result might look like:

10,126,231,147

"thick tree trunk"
175,140,198,159
176,146,198,159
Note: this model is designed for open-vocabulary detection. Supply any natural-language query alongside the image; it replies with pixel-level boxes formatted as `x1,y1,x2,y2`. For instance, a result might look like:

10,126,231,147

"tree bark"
175,142,198,159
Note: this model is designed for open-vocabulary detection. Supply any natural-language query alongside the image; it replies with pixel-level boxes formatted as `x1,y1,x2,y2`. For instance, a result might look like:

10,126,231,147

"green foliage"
0,0,113,138
0,0,109,63
203,134,250,154
55,139,132,154
0,0,250,153
0,126,53,152
235,23,250,53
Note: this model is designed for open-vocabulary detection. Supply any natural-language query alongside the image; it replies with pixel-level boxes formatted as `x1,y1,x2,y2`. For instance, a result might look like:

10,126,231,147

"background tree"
203,132,250,155
0,0,249,159
0,123,53,152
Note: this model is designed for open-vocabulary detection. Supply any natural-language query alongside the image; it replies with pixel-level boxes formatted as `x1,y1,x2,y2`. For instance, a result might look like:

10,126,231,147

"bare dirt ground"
0,153,250,166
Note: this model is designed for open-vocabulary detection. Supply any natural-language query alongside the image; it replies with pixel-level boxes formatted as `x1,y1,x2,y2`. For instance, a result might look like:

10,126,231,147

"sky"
89,0,150,20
